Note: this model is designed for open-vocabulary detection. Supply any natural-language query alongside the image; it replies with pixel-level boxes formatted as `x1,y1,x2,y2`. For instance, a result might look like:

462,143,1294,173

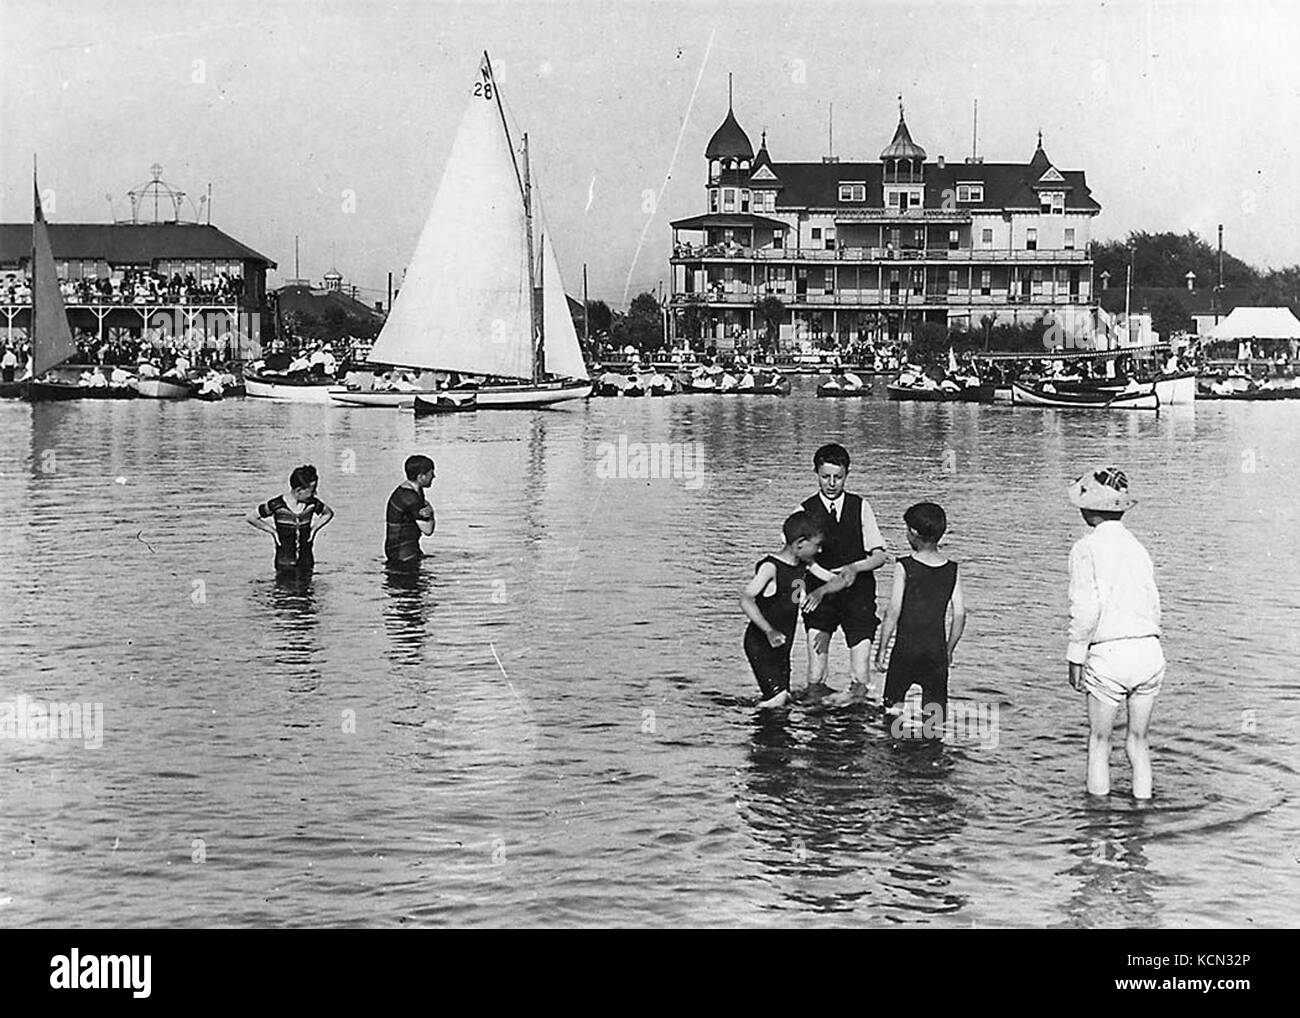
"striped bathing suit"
259,494,325,572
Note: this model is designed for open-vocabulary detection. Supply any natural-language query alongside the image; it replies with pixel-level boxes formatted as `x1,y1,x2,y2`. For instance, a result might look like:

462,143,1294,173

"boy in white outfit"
1066,467,1164,800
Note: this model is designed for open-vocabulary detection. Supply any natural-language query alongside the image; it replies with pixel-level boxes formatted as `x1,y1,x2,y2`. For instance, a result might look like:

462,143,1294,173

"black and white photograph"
0,0,1296,958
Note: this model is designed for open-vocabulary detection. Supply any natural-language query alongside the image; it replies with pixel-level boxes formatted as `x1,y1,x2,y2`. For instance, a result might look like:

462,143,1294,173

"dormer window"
957,183,984,203
1040,191,1065,214
838,182,867,202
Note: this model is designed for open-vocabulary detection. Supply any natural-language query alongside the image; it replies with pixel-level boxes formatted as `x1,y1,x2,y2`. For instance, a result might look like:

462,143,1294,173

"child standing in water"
874,502,966,718
1065,467,1163,800
740,511,852,709
247,464,335,575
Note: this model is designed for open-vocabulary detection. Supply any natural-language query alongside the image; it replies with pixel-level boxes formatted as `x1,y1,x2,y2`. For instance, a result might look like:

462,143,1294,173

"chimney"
937,154,945,169
1185,271,1196,292
1100,270,1111,291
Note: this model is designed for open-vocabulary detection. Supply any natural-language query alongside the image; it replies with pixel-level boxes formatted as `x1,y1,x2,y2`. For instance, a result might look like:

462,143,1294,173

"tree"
753,295,785,354
676,300,706,347
610,292,663,353
585,300,612,337
908,321,950,367
1149,293,1192,340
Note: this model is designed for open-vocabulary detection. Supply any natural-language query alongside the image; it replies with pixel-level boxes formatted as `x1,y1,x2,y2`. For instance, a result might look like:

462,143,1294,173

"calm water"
1,380,1296,928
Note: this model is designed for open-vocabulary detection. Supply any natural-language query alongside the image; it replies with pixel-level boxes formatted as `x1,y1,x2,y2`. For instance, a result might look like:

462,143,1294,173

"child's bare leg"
828,641,873,704
1125,693,1157,799
805,629,831,690
1086,694,1119,796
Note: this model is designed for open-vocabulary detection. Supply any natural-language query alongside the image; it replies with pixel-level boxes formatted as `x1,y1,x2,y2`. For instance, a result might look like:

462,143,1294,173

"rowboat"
243,368,339,403
361,52,591,407
816,372,869,397
135,377,190,400
734,371,791,395
1011,381,1159,410
887,382,995,403
328,386,432,407
413,391,478,415
28,380,138,401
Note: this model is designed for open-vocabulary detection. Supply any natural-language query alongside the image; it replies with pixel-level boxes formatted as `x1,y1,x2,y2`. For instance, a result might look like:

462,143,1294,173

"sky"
2,0,1298,308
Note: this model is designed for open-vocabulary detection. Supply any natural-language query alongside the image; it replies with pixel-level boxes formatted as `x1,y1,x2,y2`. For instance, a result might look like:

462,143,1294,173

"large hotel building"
669,97,1102,350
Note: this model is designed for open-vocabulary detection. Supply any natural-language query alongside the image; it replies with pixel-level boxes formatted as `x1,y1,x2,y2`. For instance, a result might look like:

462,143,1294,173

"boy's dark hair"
1082,508,1125,523
289,464,318,489
904,501,947,541
405,454,435,480
782,511,823,545
813,443,851,471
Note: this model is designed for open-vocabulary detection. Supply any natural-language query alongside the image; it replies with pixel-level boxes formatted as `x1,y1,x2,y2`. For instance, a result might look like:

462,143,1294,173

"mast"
523,134,545,381
31,156,37,349
583,263,589,348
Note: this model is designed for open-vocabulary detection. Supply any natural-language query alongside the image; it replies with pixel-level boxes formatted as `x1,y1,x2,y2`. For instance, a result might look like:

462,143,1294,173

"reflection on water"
0,389,1296,928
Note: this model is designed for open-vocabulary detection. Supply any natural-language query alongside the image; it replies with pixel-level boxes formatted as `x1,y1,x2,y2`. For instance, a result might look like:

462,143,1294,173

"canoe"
243,369,340,403
135,377,191,400
1011,382,1159,410
887,383,995,403
28,380,139,401
734,374,791,395
413,392,478,415
816,382,870,397
0,380,28,399
329,387,437,407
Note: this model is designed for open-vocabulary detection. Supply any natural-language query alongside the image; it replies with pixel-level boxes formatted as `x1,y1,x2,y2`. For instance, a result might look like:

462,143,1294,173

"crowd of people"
0,269,245,306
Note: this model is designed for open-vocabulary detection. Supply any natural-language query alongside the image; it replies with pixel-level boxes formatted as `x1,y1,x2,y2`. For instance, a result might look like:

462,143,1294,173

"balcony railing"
672,244,1091,263
671,290,1091,308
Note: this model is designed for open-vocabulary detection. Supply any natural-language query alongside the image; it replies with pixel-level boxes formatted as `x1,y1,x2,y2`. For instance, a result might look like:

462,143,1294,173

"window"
838,182,866,202
911,268,923,295
1064,228,1076,250
980,270,991,296
824,230,836,251
1026,228,1037,251
723,188,736,212
947,269,958,294
811,228,822,240
741,189,750,213
948,229,959,251
981,228,994,246
710,189,719,213
1039,191,1065,215
888,191,901,207
773,230,784,248
824,269,834,295
710,160,720,182
1032,268,1043,295
957,183,984,203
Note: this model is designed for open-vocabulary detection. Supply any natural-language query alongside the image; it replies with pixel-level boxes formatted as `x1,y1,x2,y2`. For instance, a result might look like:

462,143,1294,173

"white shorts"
1083,637,1165,706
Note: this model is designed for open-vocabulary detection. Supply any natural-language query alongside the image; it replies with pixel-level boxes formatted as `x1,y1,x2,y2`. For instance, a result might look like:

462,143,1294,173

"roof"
758,160,1100,212
0,223,276,267
275,283,381,320
670,212,789,230
1207,306,1300,341
751,132,776,176
706,107,754,161
1027,135,1052,178
880,111,927,161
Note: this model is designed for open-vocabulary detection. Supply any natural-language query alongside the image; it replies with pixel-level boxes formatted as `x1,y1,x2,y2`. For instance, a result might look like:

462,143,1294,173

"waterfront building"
0,167,275,359
669,97,1102,352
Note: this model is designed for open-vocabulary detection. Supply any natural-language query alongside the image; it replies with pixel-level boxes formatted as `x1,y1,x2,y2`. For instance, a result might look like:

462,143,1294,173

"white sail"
368,58,533,378
540,231,590,381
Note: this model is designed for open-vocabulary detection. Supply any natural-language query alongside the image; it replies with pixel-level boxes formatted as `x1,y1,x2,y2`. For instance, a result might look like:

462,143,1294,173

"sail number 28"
473,81,494,101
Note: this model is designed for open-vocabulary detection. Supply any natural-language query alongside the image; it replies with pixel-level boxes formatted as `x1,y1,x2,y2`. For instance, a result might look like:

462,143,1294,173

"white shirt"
1067,520,1161,664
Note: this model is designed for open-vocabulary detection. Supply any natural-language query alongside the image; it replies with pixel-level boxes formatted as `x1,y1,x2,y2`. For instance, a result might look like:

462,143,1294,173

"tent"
1207,306,1300,341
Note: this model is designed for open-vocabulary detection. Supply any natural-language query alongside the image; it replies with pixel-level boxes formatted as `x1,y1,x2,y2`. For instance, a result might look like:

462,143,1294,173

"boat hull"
135,378,191,400
456,379,593,407
243,372,340,403
329,387,434,407
28,381,139,401
413,393,478,415
1011,382,1159,410
1152,371,1197,406
887,383,995,403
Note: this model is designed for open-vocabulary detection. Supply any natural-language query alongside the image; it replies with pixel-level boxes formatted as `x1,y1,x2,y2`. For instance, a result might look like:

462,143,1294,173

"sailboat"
22,165,101,402
331,52,591,408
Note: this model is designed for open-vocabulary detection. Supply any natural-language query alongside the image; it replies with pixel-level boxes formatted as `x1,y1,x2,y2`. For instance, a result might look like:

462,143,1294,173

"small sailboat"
25,163,79,402
1011,381,1159,410
362,53,591,408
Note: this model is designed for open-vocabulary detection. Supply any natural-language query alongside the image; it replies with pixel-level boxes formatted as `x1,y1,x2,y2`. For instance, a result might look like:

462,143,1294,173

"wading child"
385,454,436,568
874,502,966,719
247,464,334,575
798,443,888,705
740,511,851,709
1066,467,1163,799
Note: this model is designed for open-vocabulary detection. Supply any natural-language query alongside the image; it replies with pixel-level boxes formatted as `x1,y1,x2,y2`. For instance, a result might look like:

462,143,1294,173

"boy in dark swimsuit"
247,464,335,574
385,454,436,567
740,511,851,709
874,502,967,721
